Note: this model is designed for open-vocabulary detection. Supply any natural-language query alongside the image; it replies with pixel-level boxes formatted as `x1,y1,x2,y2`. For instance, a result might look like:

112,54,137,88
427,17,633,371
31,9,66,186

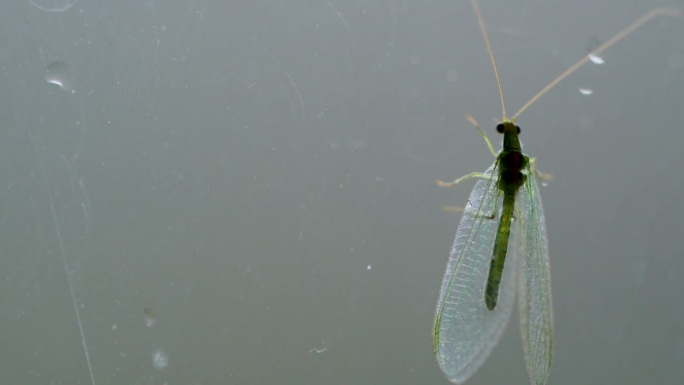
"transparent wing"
433,161,517,384
515,167,554,385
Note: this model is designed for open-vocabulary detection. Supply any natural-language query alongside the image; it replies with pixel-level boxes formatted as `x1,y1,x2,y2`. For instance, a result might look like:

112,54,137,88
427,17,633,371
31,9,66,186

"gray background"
1,0,683,384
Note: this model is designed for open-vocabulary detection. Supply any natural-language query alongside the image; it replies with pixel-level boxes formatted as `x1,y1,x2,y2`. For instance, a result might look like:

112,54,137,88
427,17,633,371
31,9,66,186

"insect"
432,1,681,384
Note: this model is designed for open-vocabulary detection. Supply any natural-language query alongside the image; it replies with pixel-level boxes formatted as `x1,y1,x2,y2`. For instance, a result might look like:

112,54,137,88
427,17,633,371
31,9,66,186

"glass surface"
1,1,683,384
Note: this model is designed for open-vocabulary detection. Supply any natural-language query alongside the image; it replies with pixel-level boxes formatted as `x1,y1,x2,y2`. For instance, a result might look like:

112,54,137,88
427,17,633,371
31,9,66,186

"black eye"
496,123,504,133
516,125,521,134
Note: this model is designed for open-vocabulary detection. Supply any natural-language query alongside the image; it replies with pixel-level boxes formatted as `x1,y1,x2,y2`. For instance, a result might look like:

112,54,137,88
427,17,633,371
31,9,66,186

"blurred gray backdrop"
1,0,683,384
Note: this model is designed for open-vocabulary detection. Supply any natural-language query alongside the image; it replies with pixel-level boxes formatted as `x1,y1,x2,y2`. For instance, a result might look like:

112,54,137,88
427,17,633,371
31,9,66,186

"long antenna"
471,0,508,121
512,7,681,121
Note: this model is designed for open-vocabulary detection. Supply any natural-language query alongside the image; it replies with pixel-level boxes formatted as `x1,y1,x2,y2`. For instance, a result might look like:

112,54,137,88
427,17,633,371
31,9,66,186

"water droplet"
366,264,372,271
143,307,157,328
588,54,605,65
579,88,593,95
45,61,73,92
152,349,169,370
308,341,327,354
29,0,78,12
